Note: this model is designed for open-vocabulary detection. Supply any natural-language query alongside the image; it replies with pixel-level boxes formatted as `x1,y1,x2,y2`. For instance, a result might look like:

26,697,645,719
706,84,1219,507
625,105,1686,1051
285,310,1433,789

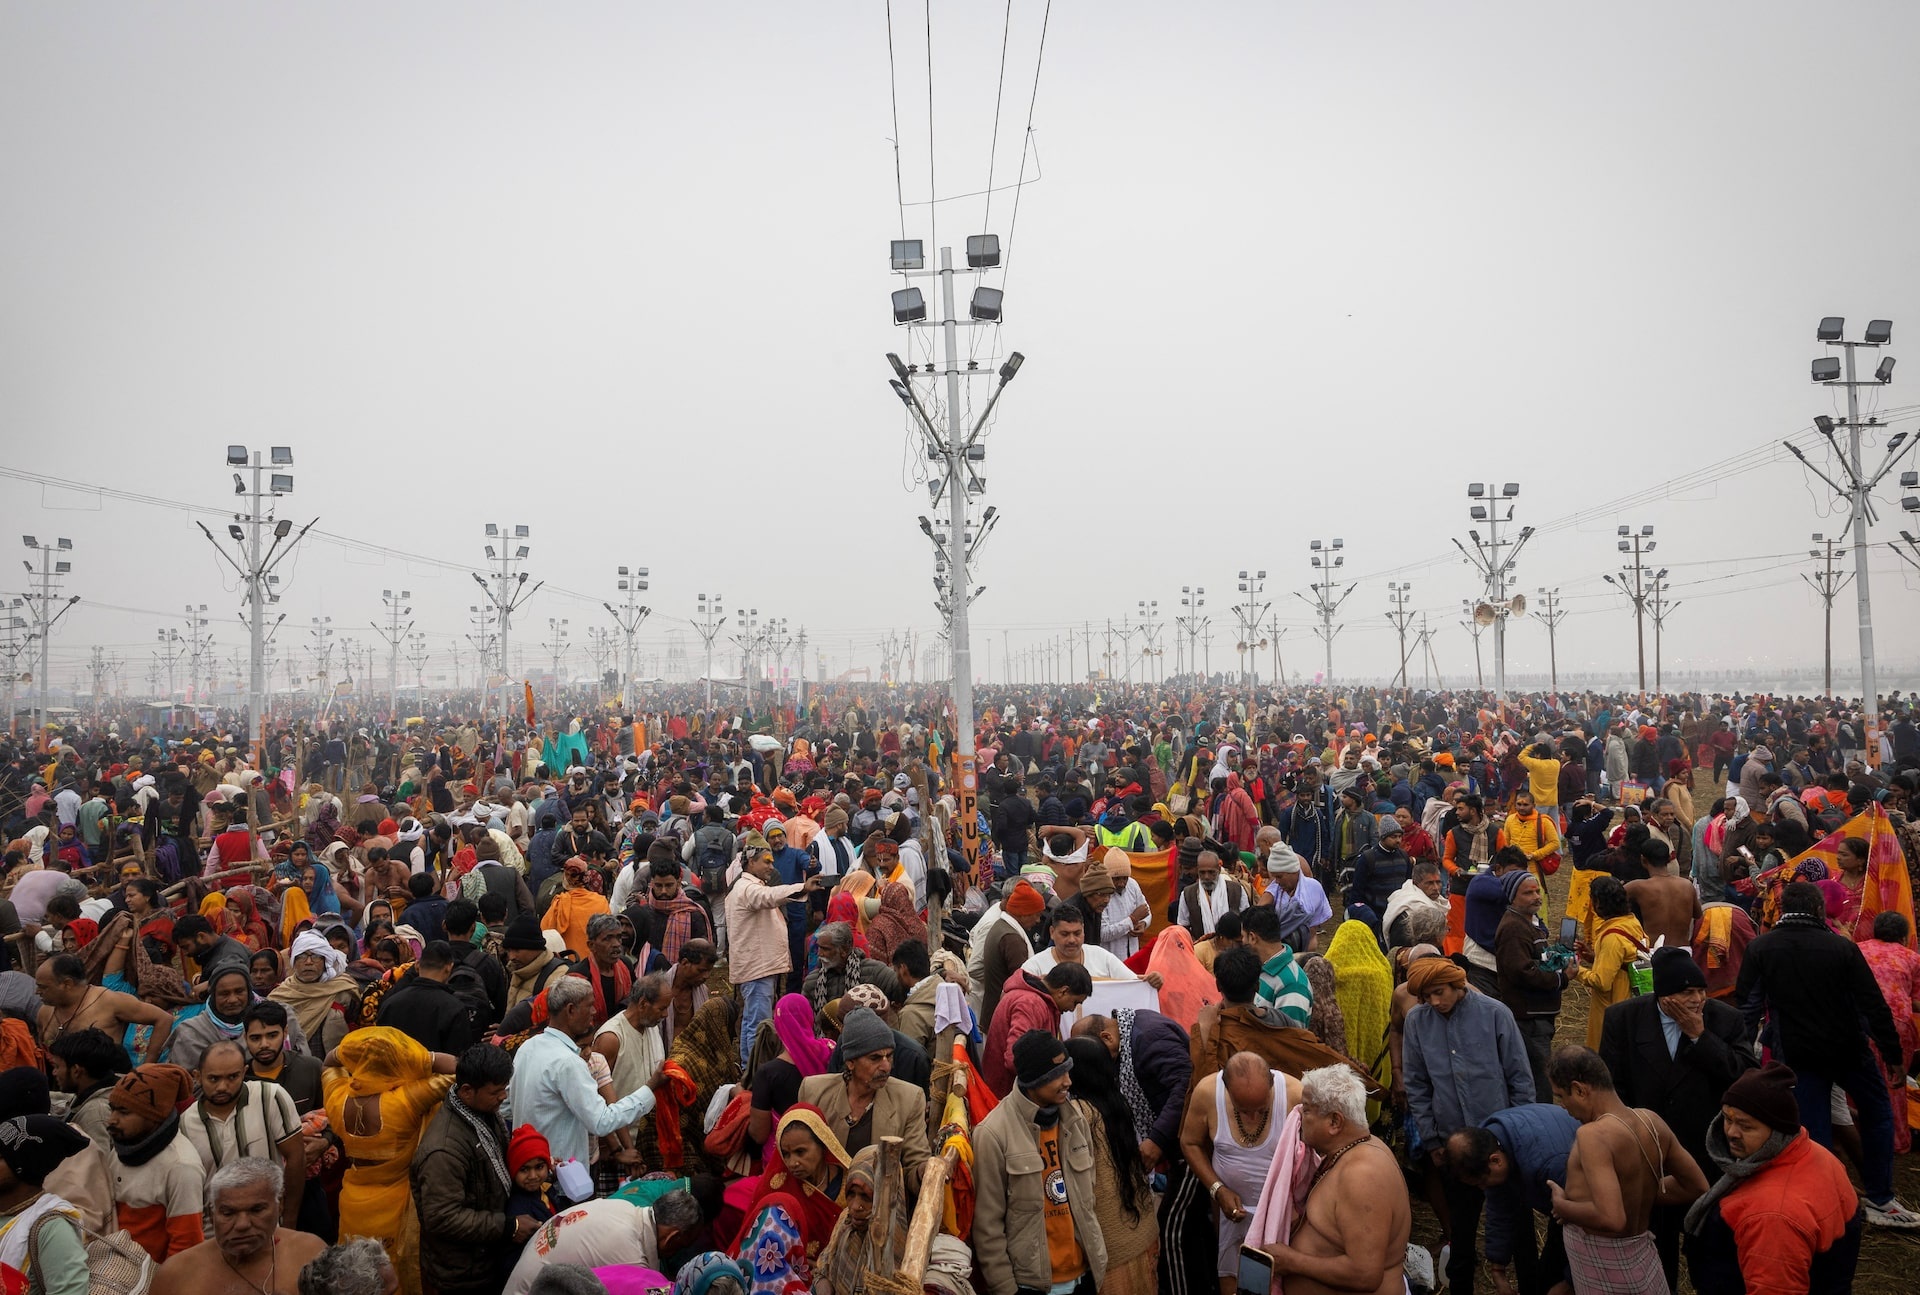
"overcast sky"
5,2,1919,698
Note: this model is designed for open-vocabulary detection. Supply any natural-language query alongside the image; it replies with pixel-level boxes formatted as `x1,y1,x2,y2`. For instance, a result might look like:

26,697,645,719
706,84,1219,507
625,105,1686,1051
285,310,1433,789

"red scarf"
653,1060,699,1170
586,956,633,1021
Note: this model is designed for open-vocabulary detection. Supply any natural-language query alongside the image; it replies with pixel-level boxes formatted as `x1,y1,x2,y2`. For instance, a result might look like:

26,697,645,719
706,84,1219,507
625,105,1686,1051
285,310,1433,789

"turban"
291,929,347,981
109,1063,195,1123
1405,957,1467,998
865,836,899,860
562,855,590,877
1003,879,1045,918
0,1115,88,1186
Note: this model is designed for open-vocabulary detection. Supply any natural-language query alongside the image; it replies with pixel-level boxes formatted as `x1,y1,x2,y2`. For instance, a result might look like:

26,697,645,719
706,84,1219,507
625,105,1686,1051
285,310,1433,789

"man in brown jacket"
973,1030,1108,1295
798,1006,931,1193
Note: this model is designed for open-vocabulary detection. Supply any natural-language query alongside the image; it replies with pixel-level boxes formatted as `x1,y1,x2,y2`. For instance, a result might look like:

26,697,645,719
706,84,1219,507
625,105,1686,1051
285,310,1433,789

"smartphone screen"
1560,917,1579,946
1237,1245,1275,1294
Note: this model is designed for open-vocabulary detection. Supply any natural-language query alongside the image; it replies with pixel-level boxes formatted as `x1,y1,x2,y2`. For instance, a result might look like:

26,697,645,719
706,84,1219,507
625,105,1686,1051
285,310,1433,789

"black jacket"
375,975,475,1055
1120,1007,1192,1155
1598,994,1755,1170
410,1096,516,1295
1735,916,1902,1075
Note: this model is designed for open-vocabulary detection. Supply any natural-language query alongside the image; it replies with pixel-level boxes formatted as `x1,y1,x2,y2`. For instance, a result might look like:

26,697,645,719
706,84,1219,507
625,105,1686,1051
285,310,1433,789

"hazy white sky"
4,2,1919,696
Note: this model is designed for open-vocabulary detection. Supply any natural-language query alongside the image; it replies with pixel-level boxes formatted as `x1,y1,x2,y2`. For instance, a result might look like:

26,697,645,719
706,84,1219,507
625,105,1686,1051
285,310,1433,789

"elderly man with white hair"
150,1157,328,1295
1247,1066,1412,1295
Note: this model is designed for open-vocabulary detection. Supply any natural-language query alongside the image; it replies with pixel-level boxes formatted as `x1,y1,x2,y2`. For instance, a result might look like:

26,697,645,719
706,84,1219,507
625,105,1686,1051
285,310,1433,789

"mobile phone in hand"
1238,1245,1276,1294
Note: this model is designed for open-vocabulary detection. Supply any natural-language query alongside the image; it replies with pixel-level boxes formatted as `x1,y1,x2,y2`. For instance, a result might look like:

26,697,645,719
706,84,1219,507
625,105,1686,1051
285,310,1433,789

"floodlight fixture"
1877,357,1896,383
485,545,497,560
1502,483,1520,497
515,525,529,538
1812,357,1841,382
270,447,293,465
1467,483,1485,497
1616,525,1630,536
1470,505,1488,520
54,562,69,574
1865,319,1893,345
1903,472,1919,488
1309,540,1322,551
966,234,1001,268
57,539,71,551
1817,317,1845,341
890,240,925,270
227,445,248,466
515,546,529,559
21,536,34,548
886,352,911,384
270,474,293,493
892,287,927,324
1331,538,1344,550
1618,540,1630,552
1640,525,1654,536
969,287,1003,322
1238,569,1249,579
485,523,499,537
233,474,245,495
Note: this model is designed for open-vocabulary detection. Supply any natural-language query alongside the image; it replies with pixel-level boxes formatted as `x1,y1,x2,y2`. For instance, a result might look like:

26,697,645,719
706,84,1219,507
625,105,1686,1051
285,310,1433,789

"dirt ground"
1404,773,1920,1292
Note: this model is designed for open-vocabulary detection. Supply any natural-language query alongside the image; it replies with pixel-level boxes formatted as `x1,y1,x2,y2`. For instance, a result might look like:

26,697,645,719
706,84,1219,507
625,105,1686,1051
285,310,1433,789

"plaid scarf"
637,894,701,964
1114,1008,1157,1150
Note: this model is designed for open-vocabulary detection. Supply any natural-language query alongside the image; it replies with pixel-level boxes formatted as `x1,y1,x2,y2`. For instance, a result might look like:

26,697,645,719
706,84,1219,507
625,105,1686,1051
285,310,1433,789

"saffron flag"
524,682,536,726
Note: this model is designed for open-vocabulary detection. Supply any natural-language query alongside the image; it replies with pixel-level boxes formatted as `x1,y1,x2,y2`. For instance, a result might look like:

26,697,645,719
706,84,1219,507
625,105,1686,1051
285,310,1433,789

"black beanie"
1013,1029,1071,1089
1723,1062,1800,1134
1650,948,1708,997
503,912,545,952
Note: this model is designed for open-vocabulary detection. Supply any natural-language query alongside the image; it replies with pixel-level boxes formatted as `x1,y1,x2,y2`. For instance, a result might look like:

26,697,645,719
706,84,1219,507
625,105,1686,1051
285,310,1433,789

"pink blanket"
1244,1105,1318,1293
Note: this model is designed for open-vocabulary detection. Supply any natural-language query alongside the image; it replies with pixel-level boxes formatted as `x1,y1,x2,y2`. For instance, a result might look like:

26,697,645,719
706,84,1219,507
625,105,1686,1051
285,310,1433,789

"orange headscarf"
1144,926,1219,1031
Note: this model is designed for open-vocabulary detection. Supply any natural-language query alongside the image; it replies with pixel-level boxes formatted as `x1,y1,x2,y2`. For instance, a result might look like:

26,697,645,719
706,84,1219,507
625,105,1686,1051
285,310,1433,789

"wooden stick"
893,1145,957,1290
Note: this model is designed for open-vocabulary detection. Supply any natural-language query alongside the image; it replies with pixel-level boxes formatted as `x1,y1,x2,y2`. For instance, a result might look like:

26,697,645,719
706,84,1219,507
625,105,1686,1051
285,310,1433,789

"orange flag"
524,682,536,726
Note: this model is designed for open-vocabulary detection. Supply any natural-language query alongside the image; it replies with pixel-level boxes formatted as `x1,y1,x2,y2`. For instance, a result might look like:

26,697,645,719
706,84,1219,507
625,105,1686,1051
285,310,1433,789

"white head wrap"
290,929,347,981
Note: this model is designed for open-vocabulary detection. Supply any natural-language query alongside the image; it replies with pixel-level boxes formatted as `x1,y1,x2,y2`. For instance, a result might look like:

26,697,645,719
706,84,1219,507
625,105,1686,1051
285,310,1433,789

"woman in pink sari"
1211,773,1261,855
1861,910,1920,1152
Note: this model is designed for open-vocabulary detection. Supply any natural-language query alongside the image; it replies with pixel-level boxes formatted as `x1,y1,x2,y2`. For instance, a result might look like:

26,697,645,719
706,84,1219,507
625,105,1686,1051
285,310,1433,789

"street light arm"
1862,435,1915,493
1451,536,1491,575
194,522,251,580
261,518,318,575
888,376,946,454
1784,441,1854,496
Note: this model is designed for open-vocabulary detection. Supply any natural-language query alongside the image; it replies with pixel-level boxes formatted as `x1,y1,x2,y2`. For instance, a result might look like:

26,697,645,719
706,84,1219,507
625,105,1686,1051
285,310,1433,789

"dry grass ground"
1403,771,1920,1292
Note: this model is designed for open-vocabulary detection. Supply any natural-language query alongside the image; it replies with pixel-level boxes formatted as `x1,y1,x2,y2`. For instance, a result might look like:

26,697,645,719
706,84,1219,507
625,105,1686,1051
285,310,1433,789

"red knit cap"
507,1124,551,1176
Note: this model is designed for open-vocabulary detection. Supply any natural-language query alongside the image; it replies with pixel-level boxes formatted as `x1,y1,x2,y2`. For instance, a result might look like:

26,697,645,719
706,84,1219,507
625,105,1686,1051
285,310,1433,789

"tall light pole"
1536,587,1569,693
1136,599,1163,685
543,618,570,712
308,617,335,697
1460,600,1486,689
180,605,211,704
1646,569,1678,694
604,565,651,712
1788,317,1902,728
1299,539,1354,685
472,523,542,694
19,538,78,738
2,599,31,730
1233,571,1269,688
1602,525,1657,693
464,606,496,701
1453,482,1534,700
198,446,308,757
370,590,413,722
1800,534,1851,699
691,594,727,713
887,229,1026,882
404,632,430,695
154,628,184,701
1385,583,1416,691
1177,585,1207,680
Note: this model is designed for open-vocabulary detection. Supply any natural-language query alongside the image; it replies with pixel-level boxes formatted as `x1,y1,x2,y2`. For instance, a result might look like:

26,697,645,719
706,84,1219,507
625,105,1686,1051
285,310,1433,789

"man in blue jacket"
1447,1102,1580,1295
1275,763,1338,869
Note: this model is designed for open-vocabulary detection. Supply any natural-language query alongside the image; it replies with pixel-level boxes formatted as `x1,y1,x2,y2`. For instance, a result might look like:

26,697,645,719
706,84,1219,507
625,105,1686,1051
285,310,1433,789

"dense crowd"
2,681,1919,1295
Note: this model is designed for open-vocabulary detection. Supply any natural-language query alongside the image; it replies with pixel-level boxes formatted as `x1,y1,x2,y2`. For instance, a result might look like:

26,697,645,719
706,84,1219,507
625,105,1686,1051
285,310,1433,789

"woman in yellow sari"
321,1026,458,1295
1325,920,1395,1095
1572,876,1647,1049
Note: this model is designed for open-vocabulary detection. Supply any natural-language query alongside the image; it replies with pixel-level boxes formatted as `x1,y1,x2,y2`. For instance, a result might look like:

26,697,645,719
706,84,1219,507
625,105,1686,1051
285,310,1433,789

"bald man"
1179,1051,1304,1294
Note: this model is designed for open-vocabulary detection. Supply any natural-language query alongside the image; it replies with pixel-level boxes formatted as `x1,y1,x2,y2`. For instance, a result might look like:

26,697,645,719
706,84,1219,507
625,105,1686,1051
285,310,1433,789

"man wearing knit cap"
966,878,1048,1028
1259,839,1333,952
0,1114,91,1294
502,912,571,1014
973,1030,1107,1295
1599,947,1756,1289
800,1006,931,1193
1403,956,1533,1295
1684,1062,1864,1294
105,1063,205,1262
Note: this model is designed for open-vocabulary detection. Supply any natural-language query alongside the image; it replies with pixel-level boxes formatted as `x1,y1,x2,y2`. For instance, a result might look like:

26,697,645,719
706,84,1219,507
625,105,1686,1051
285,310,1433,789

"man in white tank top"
1178,1050,1303,1292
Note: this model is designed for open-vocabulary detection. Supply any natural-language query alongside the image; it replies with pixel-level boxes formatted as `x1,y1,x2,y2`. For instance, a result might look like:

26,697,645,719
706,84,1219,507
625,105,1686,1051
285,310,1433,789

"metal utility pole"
1136,600,1163,685
178,605,212,705
1177,585,1207,680
405,632,430,695
369,590,413,722
729,608,767,684
1788,316,1902,728
1459,601,1486,689
1536,587,1569,693
1802,534,1851,698
473,523,542,693
1234,570,1270,688
1385,583,1416,691
690,594,728,713
308,617,335,699
604,565,651,712
1416,612,1440,690
885,237,1026,881
464,606,496,706
543,618,570,712
1299,538,1354,685
1646,570,1679,694
87,647,108,721
1603,526,1657,692
1264,616,1288,689
3,600,33,727
20,537,79,736
154,629,184,700
198,446,310,757
1452,482,1535,699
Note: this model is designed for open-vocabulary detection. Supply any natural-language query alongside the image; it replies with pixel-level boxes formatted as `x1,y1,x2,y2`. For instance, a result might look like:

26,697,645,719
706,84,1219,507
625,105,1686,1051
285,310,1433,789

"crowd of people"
2,680,1919,1295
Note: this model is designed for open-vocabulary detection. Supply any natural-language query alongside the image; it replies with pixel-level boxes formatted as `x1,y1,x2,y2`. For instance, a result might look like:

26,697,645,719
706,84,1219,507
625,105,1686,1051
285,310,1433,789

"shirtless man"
1546,1045,1708,1294
1623,839,1701,952
35,953,173,1060
151,1156,326,1295
1179,1052,1304,1293
1253,1064,1411,1295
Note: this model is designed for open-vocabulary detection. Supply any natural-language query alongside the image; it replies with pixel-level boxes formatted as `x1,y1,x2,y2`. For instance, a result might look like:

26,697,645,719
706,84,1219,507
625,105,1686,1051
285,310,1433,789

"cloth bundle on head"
1012,1030,1071,1089
507,1124,551,1175
290,929,347,981
1003,878,1045,917
1405,957,1468,998
1723,1062,1800,1133
1650,947,1708,997
838,1006,893,1058
0,1114,88,1185
110,1063,195,1122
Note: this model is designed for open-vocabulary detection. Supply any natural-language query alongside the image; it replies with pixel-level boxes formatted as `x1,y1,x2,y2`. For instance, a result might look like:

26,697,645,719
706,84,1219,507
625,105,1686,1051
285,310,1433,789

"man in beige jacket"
973,1030,1108,1295
722,831,819,1070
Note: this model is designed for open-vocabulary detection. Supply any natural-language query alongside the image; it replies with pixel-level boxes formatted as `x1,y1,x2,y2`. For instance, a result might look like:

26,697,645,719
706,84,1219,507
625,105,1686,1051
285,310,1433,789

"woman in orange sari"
321,1027,457,1295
